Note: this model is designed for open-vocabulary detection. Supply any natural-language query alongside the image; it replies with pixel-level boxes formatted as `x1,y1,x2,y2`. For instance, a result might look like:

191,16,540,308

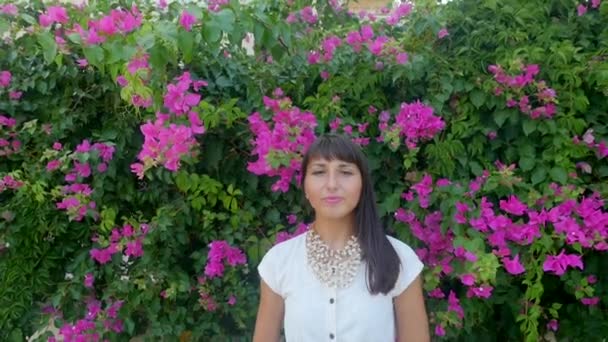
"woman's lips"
322,197,343,204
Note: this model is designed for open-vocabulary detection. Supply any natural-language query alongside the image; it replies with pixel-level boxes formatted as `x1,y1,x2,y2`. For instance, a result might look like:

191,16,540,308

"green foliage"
0,0,607,340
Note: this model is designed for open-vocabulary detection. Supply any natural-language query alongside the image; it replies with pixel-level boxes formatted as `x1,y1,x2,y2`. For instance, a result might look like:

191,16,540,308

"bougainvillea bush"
0,0,607,340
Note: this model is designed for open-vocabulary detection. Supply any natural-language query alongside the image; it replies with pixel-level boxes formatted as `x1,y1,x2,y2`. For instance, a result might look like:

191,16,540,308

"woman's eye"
341,171,353,175
312,171,324,175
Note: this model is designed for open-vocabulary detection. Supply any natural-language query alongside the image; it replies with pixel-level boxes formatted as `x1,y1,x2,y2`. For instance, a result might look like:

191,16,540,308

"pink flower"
597,141,608,158
227,295,237,306
396,52,408,64
393,101,445,150
543,249,584,276
367,36,389,56
438,28,449,39
587,275,598,284
299,6,317,24
179,11,196,31
460,273,476,286
428,288,445,298
90,248,112,264
411,174,434,208
46,160,61,172
9,91,22,100
286,13,298,24
204,261,225,278
52,142,62,150
226,247,247,266
74,162,91,178
0,4,18,16
435,324,445,336
0,71,11,87
127,54,149,75
77,59,88,68
547,319,558,331
125,239,143,257
592,0,601,8
581,297,600,306
84,273,94,288
499,195,527,216
502,254,525,275
39,6,69,27
447,290,464,319
577,4,588,16
466,285,493,299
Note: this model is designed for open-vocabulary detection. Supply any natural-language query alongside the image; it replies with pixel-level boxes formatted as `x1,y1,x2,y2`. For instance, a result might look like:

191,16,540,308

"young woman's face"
304,157,363,220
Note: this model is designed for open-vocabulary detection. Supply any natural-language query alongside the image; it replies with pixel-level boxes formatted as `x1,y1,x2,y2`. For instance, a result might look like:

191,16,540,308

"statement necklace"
305,226,362,289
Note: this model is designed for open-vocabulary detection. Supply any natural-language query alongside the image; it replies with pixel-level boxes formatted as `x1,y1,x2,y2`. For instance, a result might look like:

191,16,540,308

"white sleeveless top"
257,232,424,342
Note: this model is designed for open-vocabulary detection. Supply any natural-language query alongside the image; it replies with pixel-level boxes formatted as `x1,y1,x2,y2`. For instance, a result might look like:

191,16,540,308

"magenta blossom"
543,249,584,276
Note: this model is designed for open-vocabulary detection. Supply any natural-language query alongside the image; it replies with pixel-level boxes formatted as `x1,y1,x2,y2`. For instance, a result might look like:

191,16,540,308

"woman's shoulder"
385,235,421,263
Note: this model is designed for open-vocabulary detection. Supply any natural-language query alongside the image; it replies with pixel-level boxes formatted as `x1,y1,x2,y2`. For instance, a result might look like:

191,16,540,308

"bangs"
304,134,361,165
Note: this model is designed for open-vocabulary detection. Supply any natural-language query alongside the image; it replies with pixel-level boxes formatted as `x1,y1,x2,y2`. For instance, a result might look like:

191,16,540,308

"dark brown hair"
300,133,400,295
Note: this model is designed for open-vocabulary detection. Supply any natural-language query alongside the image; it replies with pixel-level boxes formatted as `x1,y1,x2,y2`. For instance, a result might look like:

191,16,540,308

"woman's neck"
311,216,356,250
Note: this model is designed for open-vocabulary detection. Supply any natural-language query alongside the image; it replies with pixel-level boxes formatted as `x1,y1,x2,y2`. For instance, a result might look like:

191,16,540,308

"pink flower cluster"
49,299,124,342
383,101,446,150
573,129,608,159
0,4,18,16
39,6,69,28
286,6,318,24
0,70,11,87
0,114,21,157
328,109,371,146
203,240,247,278
577,0,602,16
489,63,558,119
131,72,207,179
0,175,23,192
208,0,230,12
115,54,154,108
543,249,583,276
90,223,150,264
431,289,464,336
396,170,608,327
308,25,410,66
193,276,238,311
68,5,142,45
53,140,115,221
179,11,197,31
385,3,413,26
247,89,318,192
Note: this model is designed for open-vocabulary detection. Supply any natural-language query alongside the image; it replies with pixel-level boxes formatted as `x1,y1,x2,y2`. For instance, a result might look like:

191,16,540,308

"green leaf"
37,32,58,65
549,166,567,184
522,119,537,136
20,14,37,25
178,30,194,63
470,89,486,108
0,18,8,35
494,110,511,128
175,171,192,193
203,24,222,44
531,167,547,185
214,9,236,31
83,45,104,67
519,157,535,171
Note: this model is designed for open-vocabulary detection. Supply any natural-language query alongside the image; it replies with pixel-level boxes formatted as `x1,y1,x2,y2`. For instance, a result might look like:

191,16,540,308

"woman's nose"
326,170,338,189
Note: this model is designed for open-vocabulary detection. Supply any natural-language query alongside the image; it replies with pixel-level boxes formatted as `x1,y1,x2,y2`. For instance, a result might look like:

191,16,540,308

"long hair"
299,133,400,295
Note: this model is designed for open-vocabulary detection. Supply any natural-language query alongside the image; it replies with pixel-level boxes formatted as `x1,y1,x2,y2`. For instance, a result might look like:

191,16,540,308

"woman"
253,133,430,342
